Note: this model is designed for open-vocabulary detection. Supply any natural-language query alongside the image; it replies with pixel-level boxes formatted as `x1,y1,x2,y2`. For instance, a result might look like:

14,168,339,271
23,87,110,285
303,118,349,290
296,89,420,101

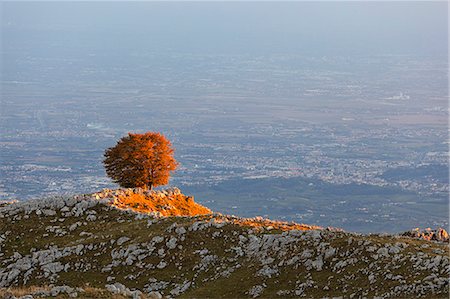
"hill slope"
0,189,448,298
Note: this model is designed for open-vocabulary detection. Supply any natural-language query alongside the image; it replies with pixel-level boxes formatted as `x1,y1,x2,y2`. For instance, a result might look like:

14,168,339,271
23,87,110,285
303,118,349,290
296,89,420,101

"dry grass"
0,286,156,299
0,285,51,297
1,189,447,298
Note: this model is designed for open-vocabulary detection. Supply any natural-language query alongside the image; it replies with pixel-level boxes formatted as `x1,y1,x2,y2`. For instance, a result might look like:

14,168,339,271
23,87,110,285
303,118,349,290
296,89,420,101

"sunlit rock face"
401,227,449,243
91,187,212,217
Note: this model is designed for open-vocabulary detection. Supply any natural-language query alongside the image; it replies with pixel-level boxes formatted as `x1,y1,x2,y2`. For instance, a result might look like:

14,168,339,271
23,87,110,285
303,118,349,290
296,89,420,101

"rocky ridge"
401,227,449,243
91,188,212,217
0,189,448,298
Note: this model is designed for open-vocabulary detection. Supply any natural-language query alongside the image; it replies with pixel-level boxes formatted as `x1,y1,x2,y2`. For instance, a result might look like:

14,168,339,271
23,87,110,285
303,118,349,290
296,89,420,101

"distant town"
1,52,448,232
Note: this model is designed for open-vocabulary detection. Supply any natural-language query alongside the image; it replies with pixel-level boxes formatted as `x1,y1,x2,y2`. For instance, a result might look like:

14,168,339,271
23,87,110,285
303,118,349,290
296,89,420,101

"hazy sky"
2,2,448,56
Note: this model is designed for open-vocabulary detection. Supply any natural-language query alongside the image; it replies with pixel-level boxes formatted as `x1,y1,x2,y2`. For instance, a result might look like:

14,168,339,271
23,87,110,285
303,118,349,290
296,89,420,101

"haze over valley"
1,2,448,233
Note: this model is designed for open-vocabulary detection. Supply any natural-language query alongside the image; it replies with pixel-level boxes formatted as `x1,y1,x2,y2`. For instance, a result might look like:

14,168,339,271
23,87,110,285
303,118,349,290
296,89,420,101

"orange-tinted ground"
192,214,321,232
91,188,321,232
92,188,211,217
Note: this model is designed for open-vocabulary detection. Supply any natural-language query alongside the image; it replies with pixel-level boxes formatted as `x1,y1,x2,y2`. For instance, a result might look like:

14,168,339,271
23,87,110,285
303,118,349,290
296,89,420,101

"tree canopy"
103,132,178,190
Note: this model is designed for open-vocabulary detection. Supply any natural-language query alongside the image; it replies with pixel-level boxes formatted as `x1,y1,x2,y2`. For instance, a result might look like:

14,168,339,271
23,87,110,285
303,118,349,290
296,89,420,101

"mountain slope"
0,189,448,298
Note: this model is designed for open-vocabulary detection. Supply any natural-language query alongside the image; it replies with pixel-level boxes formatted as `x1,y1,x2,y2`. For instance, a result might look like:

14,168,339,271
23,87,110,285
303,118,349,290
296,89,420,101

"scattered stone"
248,284,266,298
0,189,448,299
117,237,131,246
157,261,167,269
148,291,163,299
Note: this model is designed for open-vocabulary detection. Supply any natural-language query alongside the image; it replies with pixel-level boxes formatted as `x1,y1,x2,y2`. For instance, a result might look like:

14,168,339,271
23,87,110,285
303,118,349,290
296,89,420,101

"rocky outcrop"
401,227,449,243
0,189,449,298
0,200,18,208
91,187,212,217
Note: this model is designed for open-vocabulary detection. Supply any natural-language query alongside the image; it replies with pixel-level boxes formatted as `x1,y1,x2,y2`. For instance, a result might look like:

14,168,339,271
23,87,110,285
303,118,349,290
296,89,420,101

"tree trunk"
148,169,154,191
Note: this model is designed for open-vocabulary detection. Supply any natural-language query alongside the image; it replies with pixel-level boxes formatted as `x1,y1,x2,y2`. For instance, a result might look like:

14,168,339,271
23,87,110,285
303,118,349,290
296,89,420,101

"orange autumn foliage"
104,132,178,190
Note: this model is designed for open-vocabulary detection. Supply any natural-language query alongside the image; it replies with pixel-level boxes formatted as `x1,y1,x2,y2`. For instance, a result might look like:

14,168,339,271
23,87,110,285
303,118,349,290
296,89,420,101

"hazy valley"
1,4,449,298
1,52,448,233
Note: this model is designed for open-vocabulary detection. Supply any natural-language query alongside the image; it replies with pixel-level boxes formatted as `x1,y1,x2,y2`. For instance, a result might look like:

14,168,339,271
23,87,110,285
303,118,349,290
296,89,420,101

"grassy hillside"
0,189,448,298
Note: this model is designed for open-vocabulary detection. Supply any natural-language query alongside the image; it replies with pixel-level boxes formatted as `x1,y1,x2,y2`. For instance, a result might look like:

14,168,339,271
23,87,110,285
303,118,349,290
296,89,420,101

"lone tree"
103,132,178,190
